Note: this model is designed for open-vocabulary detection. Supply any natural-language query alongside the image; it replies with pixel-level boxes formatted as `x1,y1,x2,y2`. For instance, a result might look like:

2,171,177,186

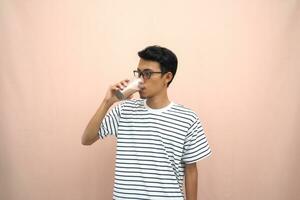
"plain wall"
1,0,299,200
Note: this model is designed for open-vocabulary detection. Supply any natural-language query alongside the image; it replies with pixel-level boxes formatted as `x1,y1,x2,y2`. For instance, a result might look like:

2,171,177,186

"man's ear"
165,72,173,85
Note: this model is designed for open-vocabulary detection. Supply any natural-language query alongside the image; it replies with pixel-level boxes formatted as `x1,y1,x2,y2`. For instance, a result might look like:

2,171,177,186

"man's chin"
139,92,147,99
139,94,146,99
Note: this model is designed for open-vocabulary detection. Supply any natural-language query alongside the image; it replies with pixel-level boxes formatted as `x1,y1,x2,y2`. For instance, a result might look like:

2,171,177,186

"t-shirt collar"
143,99,174,113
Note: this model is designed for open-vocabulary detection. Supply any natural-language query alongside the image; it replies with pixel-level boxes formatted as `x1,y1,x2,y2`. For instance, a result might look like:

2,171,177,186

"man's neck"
146,91,170,109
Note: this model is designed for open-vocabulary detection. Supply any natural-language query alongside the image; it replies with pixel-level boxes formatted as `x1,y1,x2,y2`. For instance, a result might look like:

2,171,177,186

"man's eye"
144,71,151,77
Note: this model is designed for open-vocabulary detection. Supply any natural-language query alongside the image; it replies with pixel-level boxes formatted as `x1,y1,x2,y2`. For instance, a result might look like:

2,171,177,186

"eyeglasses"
133,70,163,79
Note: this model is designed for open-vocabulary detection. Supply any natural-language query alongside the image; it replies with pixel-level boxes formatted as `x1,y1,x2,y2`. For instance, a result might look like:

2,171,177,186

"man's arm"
81,79,129,145
185,162,198,200
81,99,114,145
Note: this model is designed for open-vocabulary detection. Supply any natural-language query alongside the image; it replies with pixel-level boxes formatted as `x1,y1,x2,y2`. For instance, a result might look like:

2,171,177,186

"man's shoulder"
169,102,199,121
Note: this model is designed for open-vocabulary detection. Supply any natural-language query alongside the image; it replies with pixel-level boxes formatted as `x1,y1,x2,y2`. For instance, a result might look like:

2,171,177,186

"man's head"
136,45,178,99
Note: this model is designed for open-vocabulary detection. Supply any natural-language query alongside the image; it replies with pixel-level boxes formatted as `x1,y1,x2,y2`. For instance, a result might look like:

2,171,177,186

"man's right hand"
104,79,130,104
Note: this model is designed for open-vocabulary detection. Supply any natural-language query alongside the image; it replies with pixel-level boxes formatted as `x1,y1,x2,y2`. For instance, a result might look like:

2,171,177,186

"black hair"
138,45,178,86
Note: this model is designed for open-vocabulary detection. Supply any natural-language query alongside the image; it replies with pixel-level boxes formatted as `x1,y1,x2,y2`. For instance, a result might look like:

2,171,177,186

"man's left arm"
185,162,198,200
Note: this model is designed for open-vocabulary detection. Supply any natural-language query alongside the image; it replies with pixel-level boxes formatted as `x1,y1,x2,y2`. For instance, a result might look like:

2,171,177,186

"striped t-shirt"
98,99,211,200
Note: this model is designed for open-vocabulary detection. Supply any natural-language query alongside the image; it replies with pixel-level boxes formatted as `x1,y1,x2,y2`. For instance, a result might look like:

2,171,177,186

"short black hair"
138,45,178,86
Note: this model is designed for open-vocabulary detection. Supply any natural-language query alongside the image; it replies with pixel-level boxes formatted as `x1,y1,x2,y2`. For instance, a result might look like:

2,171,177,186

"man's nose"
140,75,146,82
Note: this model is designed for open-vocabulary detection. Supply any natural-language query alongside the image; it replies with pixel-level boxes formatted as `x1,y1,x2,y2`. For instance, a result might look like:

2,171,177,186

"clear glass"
114,77,143,100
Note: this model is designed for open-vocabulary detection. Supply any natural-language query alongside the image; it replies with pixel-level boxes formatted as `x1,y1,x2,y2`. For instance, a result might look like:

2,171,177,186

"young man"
82,45,212,200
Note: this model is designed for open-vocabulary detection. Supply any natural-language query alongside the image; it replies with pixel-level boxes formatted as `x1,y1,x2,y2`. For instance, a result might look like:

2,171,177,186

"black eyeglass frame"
133,70,164,79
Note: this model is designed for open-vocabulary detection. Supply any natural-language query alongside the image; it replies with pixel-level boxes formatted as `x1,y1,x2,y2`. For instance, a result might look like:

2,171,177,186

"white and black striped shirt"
99,99,211,200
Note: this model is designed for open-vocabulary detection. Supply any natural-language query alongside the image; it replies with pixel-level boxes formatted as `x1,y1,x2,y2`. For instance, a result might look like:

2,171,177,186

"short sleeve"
98,102,122,139
182,118,212,164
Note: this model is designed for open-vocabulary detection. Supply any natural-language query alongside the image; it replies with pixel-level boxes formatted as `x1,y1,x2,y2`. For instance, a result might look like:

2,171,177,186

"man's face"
137,59,170,99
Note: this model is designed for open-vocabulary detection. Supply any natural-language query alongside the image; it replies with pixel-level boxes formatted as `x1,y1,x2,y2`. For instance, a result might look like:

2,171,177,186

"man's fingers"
117,79,130,89
112,79,130,92
115,84,121,89
111,85,119,91
120,79,129,87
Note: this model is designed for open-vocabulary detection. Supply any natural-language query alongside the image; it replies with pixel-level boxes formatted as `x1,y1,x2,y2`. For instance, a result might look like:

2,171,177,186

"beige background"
1,0,300,200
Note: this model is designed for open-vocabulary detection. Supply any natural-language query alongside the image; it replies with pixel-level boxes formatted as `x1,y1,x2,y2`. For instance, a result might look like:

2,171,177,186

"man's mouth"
139,89,146,95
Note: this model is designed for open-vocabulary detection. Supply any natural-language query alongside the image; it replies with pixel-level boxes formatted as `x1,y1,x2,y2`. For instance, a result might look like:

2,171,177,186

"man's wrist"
102,98,116,108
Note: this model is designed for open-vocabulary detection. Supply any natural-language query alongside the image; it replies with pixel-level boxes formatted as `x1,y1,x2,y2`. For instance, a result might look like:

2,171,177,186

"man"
82,45,212,200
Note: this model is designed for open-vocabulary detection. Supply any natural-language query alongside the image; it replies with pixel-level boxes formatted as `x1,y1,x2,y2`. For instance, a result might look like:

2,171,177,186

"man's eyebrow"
137,68,152,71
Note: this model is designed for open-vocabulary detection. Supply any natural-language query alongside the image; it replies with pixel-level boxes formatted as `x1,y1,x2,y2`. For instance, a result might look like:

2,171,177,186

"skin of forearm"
81,99,113,145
